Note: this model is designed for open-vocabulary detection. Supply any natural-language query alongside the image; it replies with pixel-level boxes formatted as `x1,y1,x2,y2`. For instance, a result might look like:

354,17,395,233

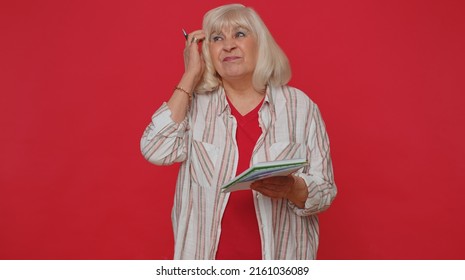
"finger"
259,185,290,194
253,186,286,199
263,175,295,186
252,182,290,193
250,181,274,189
186,30,206,46
251,181,292,198
190,30,206,40
256,181,284,188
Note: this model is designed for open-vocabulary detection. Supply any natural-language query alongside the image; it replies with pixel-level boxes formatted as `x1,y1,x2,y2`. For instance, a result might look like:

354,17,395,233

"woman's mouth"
223,56,241,62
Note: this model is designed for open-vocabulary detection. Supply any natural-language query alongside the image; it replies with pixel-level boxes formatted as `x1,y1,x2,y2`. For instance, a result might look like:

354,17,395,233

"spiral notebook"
221,158,308,193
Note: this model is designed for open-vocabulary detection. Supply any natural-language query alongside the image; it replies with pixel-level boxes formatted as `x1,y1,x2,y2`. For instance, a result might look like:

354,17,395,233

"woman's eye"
212,35,223,42
235,31,246,38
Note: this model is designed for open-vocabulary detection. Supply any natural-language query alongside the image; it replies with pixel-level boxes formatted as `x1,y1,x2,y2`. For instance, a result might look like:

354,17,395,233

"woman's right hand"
183,30,206,87
167,30,206,123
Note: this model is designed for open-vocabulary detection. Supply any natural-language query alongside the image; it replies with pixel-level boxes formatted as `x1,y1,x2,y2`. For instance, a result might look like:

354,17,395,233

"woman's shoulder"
191,87,225,115
269,85,316,106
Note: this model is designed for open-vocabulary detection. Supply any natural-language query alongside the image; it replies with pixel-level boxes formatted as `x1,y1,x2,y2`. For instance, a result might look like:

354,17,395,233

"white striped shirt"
140,85,337,259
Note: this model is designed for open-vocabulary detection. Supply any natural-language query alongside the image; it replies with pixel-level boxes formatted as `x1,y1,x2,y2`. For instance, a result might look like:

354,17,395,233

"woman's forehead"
210,23,250,34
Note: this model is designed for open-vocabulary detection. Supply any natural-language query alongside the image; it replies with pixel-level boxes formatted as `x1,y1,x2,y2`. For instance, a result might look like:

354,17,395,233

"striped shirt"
140,85,337,259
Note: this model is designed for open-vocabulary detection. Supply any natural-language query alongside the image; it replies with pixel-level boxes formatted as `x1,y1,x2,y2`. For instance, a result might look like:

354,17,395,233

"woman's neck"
223,81,265,116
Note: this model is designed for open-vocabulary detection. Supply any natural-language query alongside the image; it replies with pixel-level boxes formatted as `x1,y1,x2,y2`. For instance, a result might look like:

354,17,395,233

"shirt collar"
217,87,229,116
216,85,275,116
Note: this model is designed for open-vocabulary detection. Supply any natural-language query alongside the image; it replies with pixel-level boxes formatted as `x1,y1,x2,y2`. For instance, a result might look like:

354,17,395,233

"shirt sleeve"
289,104,337,216
140,102,189,165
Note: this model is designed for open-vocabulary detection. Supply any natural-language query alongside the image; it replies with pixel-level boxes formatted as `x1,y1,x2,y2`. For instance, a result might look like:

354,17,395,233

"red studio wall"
1,0,464,259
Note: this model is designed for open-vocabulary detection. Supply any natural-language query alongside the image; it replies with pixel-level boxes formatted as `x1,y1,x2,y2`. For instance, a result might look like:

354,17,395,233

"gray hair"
196,4,291,93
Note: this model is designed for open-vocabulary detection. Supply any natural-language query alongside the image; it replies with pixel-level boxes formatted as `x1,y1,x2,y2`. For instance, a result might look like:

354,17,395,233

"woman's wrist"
174,86,192,100
180,72,199,91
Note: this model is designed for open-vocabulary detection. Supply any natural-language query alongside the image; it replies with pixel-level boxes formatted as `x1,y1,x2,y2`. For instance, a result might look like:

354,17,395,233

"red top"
216,96,264,260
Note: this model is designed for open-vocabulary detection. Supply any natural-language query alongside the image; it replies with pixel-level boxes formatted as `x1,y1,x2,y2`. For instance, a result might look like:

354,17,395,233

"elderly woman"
140,4,337,260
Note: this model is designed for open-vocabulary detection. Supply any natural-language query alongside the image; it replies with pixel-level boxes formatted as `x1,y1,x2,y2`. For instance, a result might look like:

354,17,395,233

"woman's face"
208,25,258,84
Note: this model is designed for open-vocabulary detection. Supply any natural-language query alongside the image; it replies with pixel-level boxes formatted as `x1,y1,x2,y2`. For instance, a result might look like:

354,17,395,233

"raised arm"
168,30,205,123
140,30,206,165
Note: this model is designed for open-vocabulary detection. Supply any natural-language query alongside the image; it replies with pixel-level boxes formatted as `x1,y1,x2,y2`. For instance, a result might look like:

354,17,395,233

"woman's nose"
222,37,237,51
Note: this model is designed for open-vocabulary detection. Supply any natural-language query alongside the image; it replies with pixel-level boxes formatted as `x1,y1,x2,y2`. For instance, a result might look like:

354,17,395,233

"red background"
1,0,464,259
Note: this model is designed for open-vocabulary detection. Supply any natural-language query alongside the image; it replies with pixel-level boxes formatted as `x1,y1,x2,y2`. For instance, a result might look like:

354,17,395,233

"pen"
182,28,188,41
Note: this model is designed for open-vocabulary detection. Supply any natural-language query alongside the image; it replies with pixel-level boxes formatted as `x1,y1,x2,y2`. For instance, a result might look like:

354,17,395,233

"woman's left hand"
250,175,308,208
